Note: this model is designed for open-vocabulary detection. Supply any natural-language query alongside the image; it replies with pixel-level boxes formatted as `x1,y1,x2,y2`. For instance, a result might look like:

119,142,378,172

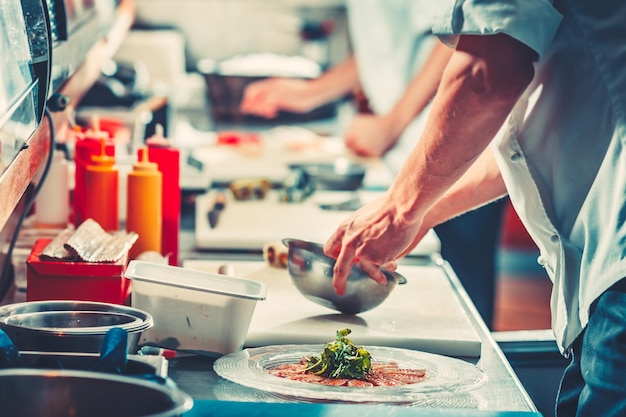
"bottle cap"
134,146,158,172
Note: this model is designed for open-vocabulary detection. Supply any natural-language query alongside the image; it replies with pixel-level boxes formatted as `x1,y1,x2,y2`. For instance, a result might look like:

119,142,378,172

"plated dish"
214,344,487,403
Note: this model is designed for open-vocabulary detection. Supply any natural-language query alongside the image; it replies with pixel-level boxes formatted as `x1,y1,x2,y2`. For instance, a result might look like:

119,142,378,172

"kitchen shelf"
0,0,136,299
0,0,135,230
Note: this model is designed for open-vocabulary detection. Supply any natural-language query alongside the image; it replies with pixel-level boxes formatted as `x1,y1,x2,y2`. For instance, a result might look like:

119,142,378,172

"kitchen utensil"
282,238,405,314
18,351,162,377
207,192,227,228
0,369,193,417
124,260,267,356
318,195,362,211
288,160,366,191
0,300,153,353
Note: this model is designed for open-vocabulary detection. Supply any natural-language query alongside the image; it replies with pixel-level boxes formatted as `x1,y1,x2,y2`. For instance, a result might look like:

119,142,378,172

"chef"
324,1,626,416
240,0,506,329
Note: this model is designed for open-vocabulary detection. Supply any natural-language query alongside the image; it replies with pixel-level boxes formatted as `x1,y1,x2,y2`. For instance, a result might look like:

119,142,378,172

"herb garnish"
304,328,372,379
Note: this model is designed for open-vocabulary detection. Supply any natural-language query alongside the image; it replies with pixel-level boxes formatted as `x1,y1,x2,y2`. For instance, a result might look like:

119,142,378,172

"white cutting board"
194,190,440,255
182,260,481,357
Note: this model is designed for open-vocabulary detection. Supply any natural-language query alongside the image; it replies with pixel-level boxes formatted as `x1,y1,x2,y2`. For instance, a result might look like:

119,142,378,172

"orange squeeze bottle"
126,146,163,260
85,138,119,231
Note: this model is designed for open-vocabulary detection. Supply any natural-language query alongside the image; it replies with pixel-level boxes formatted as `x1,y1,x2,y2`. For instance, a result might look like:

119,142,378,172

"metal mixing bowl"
282,238,406,314
0,300,153,353
0,369,193,417
288,160,366,191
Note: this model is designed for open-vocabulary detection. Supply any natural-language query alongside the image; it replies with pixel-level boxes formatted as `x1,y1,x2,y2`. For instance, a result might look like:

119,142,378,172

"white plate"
213,344,487,403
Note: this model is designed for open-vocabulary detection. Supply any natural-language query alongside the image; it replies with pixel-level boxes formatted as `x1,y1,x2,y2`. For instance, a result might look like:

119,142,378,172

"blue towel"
0,328,26,368
90,327,129,374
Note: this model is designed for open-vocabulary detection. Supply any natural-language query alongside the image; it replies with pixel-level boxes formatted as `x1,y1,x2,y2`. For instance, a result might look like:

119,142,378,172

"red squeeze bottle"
73,119,114,226
142,124,181,266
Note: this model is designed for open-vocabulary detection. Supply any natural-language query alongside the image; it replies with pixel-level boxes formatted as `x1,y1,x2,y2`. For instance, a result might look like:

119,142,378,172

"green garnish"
304,328,372,379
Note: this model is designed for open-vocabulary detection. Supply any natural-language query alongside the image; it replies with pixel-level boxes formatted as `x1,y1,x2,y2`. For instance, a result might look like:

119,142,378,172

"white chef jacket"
433,0,626,353
345,0,440,169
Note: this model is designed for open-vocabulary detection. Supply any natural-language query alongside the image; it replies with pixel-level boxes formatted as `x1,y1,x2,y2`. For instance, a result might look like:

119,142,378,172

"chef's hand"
323,194,423,295
240,78,315,118
344,114,398,157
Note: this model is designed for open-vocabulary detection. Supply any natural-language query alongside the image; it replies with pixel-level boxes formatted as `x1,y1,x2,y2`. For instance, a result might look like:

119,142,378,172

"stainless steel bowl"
282,238,405,314
0,369,193,417
18,351,161,376
288,160,366,191
0,301,153,353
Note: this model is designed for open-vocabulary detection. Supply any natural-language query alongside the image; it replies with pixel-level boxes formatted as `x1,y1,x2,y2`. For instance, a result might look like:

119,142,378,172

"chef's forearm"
304,56,361,109
423,147,508,228
387,34,534,225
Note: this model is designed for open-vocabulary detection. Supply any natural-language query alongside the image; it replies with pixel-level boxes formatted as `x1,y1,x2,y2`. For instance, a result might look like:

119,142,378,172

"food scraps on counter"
263,240,288,269
229,178,271,201
268,329,428,387
216,131,261,146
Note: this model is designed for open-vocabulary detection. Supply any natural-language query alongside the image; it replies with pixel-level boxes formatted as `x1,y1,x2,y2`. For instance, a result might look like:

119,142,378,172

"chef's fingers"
324,218,354,257
333,245,357,296
323,231,343,259
359,261,388,286
381,260,398,272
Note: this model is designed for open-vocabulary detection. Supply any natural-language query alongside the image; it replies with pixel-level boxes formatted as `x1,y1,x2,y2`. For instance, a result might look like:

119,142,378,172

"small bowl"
282,238,405,314
288,160,366,191
0,300,153,353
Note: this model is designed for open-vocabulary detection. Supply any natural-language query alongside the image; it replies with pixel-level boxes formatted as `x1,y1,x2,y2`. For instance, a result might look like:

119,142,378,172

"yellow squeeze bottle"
126,146,162,260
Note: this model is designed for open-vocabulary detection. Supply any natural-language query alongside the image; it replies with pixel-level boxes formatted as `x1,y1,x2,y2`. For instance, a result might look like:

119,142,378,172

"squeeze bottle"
85,138,119,231
74,118,114,226
144,124,180,266
127,146,162,261
35,150,69,228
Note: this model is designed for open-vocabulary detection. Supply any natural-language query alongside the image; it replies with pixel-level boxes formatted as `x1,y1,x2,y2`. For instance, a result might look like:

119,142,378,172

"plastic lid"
134,146,158,172
124,260,267,300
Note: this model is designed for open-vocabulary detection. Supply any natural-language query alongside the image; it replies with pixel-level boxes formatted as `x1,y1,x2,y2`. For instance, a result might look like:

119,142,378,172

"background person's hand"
323,194,423,295
239,78,315,118
343,114,398,157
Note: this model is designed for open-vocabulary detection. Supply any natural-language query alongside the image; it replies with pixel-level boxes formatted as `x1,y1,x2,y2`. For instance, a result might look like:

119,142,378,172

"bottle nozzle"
134,146,158,171
146,124,169,147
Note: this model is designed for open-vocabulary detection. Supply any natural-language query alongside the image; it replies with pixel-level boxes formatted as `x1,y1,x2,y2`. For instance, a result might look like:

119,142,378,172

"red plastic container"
26,239,131,305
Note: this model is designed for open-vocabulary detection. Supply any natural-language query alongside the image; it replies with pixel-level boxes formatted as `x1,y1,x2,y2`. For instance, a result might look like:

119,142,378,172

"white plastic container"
124,260,266,356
